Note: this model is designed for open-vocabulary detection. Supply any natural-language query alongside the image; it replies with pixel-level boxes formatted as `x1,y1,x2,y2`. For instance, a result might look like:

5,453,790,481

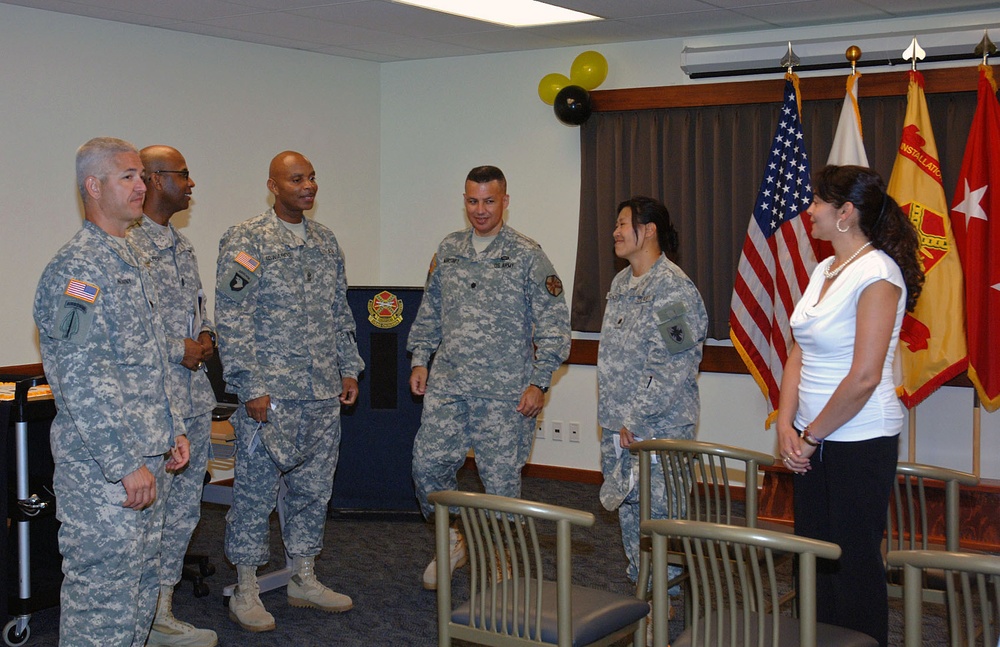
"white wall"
0,2,381,368
378,9,1000,480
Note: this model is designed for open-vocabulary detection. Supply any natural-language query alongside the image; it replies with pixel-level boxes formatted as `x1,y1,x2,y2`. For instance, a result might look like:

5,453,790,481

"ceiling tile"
732,1,887,28
4,0,997,62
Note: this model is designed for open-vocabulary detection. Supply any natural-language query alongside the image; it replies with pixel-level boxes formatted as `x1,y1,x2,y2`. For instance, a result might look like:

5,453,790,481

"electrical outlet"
568,422,581,442
550,420,563,441
535,417,545,439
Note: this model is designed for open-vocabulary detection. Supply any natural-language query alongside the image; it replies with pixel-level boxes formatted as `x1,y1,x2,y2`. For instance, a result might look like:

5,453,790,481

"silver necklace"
824,241,872,279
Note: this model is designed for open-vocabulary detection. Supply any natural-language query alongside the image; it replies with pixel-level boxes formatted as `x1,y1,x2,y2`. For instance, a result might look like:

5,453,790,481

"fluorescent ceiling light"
393,0,601,27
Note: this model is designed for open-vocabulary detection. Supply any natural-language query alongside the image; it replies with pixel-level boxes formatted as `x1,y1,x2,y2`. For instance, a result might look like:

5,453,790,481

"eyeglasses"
152,170,190,180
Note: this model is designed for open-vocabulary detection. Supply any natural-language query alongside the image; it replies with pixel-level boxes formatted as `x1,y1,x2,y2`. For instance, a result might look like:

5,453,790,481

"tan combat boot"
287,556,353,613
422,526,468,590
147,584,219,646
228,564,276,632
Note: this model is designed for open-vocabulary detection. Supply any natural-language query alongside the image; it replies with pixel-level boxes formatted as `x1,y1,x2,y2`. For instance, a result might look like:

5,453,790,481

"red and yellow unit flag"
729,73,822,426
951,64,1000,412
887,70,968,408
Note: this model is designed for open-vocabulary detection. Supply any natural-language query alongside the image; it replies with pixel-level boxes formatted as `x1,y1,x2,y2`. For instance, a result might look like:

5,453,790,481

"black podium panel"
331,287,424,516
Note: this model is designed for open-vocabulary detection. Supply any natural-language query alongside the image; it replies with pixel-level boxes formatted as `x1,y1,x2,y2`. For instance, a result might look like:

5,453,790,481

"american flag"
65,278,99,303
729,75,819,425
234,251,260,272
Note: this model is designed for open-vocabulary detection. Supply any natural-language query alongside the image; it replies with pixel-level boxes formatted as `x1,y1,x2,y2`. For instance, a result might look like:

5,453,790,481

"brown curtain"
571,92,978,337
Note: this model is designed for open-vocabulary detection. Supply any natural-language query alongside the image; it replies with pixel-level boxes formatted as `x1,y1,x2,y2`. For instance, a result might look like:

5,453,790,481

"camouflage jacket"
597,254,707,437
215,209,363,403
34,220,179,482
127,215,216,419
408,224,570,400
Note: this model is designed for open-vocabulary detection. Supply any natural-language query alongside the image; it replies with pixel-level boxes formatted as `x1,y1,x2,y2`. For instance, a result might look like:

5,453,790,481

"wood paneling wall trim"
0,363,44,377
590,66,983,112
564,339,973,387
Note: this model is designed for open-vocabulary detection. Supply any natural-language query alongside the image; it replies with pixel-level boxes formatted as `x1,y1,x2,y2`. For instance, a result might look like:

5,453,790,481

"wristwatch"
800,425,821,447
530,384,549,393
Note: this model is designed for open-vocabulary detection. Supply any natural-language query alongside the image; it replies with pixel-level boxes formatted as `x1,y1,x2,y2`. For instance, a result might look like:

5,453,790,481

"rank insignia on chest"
367,290,404,329
545,275,563,297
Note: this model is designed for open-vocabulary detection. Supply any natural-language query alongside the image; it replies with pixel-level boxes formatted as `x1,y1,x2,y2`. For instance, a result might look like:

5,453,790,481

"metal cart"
3,376,57,647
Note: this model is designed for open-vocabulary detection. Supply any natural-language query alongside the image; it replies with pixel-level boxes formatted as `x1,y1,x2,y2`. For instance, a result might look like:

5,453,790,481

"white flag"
827,73,869,166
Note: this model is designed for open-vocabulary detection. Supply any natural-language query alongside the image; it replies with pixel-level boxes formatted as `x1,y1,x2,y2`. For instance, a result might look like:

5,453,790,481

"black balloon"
553,85,592,125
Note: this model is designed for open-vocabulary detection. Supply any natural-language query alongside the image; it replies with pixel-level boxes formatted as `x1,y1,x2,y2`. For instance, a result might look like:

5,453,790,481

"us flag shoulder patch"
234,251,260,272
65,279,99,303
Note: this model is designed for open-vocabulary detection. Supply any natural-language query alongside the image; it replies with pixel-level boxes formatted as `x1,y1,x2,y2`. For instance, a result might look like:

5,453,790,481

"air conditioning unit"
680,28,991,79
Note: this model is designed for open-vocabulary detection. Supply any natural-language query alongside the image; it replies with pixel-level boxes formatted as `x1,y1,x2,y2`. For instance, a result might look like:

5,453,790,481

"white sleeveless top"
789,250,906,442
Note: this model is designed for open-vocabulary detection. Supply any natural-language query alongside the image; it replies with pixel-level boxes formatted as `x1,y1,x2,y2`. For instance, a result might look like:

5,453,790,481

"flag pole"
907,408,916,462
972,390,981,477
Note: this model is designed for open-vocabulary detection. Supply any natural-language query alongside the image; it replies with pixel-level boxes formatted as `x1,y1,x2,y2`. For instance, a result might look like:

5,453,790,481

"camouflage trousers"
600,427,691,584
54,455,168,647
159,411,212,585
412,391,534,519
225,398,340,565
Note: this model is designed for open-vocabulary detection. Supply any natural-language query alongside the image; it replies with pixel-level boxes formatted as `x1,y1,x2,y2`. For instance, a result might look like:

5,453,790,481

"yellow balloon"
538,72,570,105
570,51,608,91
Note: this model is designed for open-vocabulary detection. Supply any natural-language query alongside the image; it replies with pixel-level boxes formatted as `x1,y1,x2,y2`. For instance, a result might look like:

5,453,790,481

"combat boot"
287,556,353,612
228,565,276,632
422,526,468,590
147,584,219,646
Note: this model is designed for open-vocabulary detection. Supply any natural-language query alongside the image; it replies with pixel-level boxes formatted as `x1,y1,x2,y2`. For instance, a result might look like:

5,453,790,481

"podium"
331,287,424,517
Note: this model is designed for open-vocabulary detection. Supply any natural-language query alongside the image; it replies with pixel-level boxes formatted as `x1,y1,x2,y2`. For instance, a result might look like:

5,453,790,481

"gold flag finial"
846,45,862,75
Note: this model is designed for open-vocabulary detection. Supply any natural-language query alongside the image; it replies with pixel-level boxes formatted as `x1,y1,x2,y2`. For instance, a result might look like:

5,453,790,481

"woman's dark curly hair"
616,196,679,258
813,165,924,312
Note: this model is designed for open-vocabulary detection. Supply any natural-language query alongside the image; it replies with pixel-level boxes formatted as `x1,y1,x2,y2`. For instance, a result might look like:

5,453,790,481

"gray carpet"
12,469,946,646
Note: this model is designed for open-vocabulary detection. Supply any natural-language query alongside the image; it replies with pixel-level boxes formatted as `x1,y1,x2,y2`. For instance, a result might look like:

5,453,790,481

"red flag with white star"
952,65,1000,411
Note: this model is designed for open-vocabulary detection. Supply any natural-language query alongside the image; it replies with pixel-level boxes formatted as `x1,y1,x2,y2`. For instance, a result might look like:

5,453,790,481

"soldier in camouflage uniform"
33,137,190,647
215,151,363,632
407,166,570,590
597,196,707,585
127,145,218,647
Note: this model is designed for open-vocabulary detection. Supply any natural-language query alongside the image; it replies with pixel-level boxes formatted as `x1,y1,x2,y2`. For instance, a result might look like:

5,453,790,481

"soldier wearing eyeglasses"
125,145,218,647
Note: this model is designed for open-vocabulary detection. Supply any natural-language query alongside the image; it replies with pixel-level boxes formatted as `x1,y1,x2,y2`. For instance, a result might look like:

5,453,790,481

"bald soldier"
126,145,218,647
214,151,363,633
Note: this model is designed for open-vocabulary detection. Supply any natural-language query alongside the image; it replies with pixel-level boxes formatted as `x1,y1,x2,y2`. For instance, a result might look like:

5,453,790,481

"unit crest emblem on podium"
367,290,404,329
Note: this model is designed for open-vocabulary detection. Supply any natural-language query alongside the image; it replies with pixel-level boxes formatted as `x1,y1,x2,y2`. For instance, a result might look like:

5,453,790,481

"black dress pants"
793,434,899,647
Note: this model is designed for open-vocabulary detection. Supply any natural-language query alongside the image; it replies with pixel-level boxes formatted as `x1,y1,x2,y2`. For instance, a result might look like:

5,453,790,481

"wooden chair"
885,462,979,602
631,439,778,624
643,519,879,647
428,490,649,647
887,549,1000,647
